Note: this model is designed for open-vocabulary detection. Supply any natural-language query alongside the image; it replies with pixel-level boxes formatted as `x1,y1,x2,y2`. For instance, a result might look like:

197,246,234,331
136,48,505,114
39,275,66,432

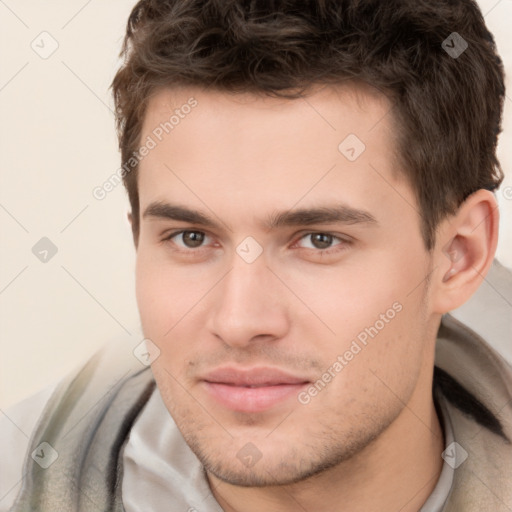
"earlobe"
432,189,499,313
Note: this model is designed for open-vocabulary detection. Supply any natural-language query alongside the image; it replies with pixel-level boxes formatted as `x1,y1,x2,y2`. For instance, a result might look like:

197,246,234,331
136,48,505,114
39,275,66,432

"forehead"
141,82,394,151
136,83,416,233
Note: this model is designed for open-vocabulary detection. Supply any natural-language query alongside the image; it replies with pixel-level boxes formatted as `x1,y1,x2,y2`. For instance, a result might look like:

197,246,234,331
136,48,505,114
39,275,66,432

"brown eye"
309,233,334,249
299,233,337,250
180,231,205,248
162,230,210,250
294,232,351,256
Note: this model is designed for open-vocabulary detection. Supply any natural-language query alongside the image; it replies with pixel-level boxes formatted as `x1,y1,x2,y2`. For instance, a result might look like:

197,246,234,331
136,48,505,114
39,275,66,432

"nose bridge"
220,254,275,316
208,252,288,345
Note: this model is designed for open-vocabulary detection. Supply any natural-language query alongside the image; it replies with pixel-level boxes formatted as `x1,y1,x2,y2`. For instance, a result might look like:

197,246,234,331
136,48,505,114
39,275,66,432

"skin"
132,83,499,512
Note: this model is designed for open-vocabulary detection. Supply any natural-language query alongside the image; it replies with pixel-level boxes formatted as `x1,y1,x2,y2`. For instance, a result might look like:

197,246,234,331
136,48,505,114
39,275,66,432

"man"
3,0,512,511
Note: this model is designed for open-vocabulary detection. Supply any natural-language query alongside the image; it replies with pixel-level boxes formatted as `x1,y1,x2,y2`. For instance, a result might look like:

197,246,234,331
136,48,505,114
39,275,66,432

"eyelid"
293,230,352,242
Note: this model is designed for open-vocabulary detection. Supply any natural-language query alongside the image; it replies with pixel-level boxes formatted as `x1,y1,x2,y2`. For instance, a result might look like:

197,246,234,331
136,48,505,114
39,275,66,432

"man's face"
135,84,436,486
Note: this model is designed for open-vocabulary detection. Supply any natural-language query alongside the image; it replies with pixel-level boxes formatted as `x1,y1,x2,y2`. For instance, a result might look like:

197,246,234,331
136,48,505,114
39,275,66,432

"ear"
127,211,138,249
430,189,499,314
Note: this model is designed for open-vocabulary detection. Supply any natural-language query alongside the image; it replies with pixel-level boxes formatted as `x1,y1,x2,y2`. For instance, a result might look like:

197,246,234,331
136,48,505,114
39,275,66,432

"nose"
206,255,289,348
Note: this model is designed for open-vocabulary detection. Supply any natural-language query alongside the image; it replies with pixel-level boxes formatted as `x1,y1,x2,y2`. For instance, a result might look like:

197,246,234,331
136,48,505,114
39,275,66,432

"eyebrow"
142,201,378,231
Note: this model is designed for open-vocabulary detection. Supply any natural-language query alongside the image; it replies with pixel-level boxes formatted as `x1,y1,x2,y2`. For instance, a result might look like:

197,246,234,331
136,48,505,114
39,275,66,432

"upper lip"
201,367,310,387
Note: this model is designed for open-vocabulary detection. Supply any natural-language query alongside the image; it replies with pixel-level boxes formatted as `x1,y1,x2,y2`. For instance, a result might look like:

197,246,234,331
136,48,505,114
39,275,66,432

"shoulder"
434,259,512,511
0,381,59,511
1,334,149,511
435,259,512,438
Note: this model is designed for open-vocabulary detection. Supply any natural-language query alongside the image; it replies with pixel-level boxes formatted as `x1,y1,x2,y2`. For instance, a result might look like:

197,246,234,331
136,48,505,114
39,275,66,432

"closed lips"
201,367,311,387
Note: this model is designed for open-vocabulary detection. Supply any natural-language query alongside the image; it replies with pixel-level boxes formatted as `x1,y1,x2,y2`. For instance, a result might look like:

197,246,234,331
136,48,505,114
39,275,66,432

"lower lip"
202,382,308,413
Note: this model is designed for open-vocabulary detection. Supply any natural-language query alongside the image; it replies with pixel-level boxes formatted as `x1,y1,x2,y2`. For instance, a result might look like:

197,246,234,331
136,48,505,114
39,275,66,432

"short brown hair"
111,0,505,249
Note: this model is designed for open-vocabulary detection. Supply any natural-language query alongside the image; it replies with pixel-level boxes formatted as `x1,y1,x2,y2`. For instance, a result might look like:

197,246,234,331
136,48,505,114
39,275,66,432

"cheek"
308,309,426,424
291,248,429,393
135,246,214,365
135,247,180,336
136,252,159,323
279,254,411,341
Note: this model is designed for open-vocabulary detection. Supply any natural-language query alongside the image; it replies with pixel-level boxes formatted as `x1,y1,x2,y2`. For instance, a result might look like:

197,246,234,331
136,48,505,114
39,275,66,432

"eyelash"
160,230,351,257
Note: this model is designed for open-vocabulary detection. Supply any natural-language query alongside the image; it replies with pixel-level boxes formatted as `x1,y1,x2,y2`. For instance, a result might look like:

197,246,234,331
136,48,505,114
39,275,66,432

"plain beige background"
1,0,511,409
